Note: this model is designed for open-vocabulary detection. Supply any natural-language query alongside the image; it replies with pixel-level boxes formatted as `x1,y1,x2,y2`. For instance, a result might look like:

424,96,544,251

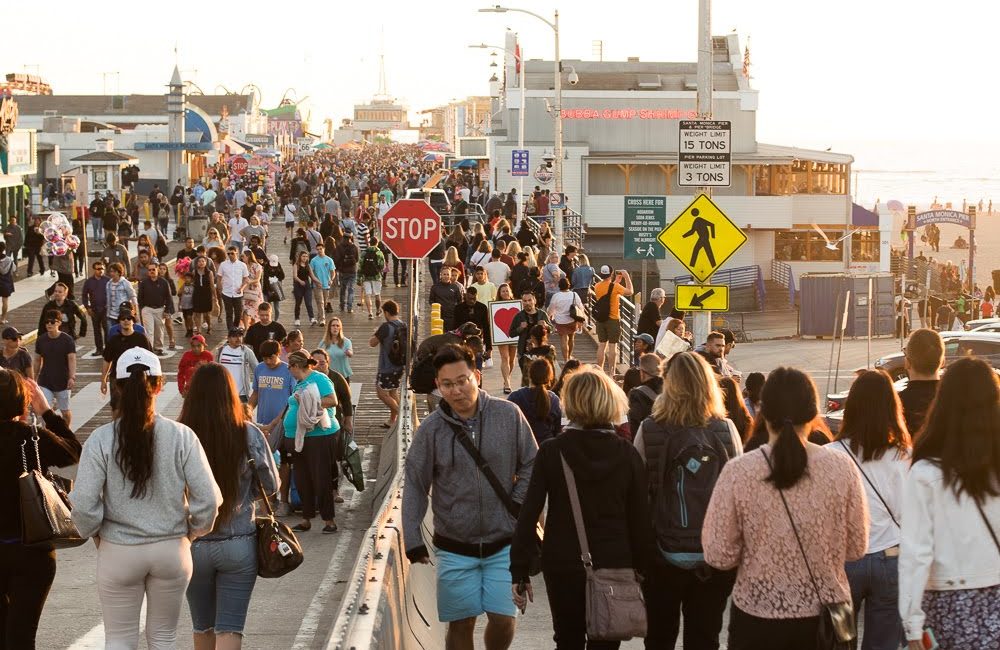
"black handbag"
248,457,304,578
18,427,86,549
445,416,543,576
761,449,856,649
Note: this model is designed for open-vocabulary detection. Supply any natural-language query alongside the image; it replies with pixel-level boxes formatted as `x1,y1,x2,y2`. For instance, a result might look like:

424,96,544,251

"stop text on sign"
383,216,438,241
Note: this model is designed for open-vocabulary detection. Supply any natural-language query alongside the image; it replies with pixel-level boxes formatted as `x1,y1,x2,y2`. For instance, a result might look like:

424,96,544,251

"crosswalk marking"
66,383,109,427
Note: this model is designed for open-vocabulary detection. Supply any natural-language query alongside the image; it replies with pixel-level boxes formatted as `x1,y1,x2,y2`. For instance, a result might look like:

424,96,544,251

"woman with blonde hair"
469,239,492,271
442,246,466,285
633,351,743,649
321,316,353,382
511,368,652,648
524,247,539,270
505,240,522,259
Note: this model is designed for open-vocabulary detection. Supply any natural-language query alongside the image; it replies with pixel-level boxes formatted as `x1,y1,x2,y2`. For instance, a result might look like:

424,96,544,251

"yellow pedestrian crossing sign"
675,284,730,312
657,194,747,283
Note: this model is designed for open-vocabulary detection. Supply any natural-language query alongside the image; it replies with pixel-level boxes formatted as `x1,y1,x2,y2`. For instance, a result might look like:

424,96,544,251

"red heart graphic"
493,306,519,335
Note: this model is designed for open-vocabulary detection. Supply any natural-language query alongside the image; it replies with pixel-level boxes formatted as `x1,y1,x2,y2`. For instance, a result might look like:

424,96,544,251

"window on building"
754,162,848,196
630,165,666,195
111,95,125,110
774,230,844,262
588,164,626,195
851,231,881,262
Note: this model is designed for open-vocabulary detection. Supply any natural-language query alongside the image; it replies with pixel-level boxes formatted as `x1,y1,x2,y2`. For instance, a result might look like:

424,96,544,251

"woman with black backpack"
633,351,743,650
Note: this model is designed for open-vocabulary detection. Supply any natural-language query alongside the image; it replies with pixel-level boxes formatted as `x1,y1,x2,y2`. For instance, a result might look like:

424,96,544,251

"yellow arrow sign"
675,284,730,312
657,193,747,283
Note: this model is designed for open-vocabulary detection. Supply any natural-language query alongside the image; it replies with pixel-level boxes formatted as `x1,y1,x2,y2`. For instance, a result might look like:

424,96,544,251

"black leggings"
728,605,819,650
393,256,408,285
0,544,57,649
545,569,621,649
292,435,337,521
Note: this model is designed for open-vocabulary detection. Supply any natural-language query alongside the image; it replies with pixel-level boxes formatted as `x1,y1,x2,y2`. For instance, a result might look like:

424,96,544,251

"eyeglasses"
438,373,476,392
45,319,59,325
119,316,135,322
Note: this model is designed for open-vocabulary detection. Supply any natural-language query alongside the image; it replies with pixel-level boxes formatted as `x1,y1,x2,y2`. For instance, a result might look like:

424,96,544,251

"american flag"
742,40,751,79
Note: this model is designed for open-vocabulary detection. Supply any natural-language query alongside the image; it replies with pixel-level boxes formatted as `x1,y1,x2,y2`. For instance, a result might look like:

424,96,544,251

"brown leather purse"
560,452,647,641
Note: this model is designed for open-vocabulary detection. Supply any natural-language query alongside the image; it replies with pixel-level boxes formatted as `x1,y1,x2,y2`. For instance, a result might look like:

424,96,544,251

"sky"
6,0,1000,173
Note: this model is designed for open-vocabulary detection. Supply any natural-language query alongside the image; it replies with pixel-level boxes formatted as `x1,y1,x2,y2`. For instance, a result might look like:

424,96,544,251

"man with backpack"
592,266,634,374
369,299,406,428
334,233,360,313
358,237,386,320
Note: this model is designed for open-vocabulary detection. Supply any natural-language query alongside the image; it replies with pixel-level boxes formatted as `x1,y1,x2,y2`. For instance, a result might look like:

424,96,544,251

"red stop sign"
380,199,442,259
231,157,248,176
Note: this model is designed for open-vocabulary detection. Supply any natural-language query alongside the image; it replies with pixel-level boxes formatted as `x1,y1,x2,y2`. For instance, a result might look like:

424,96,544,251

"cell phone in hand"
922,628,939,650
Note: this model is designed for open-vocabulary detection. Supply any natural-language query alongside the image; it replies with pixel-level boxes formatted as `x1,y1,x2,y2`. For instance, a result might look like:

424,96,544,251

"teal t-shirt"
283,371,340,438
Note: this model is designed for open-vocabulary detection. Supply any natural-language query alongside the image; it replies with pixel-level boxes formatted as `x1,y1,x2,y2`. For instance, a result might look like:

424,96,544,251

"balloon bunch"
38,212,80,257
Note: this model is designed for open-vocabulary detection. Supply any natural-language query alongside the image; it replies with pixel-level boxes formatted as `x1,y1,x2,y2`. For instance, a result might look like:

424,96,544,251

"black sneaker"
322,523,338,534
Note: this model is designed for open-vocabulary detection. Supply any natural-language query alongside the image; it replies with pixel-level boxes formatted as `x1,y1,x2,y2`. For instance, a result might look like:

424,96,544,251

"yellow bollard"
432,318,445,330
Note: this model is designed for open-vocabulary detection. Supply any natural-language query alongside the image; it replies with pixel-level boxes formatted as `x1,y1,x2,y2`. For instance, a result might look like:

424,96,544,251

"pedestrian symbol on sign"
681,208,717,268
657,194,747,283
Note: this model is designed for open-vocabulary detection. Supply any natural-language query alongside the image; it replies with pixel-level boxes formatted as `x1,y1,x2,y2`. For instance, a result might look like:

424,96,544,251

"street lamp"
469,40,527,228
478,5,565,252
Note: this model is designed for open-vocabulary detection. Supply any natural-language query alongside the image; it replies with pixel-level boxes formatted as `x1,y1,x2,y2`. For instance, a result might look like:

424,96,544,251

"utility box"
799,273,896,337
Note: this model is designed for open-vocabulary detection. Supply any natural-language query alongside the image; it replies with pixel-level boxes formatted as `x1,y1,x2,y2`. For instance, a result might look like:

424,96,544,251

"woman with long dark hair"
900,357,1000,649
0,371,80,648
180,363,279,649
828,370,910,650
742,371,765,418
72,348,221,649
552,358,582,397
507,358,562,445
719,375,752,442
702,367,868,649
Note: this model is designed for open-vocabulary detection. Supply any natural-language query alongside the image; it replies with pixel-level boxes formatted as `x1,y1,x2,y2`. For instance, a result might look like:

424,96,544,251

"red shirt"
178,350,214,394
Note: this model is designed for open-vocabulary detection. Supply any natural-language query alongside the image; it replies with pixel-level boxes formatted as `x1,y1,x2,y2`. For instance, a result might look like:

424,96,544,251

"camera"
542,151,554,169
567,71,579,85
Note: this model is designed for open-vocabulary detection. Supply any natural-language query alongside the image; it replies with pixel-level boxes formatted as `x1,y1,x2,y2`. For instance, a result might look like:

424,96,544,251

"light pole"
479,5,564,252
469,39,526,228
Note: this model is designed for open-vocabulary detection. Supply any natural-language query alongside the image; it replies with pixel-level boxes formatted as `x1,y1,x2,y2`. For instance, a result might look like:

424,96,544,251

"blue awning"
451,158,479,169
852,202,879,227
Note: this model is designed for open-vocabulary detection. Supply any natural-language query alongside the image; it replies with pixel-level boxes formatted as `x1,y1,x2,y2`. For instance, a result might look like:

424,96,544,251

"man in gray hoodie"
403,343,537,650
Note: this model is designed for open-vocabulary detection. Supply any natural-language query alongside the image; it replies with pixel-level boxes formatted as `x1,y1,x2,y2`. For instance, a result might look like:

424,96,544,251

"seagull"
812,223,860,250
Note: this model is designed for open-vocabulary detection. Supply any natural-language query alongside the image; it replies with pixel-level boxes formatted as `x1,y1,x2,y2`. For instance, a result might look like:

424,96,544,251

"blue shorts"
435,545,517,622
186,535,258,634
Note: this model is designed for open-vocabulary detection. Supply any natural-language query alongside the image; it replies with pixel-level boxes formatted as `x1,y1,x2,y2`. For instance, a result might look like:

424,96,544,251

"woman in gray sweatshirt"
71,347,221,650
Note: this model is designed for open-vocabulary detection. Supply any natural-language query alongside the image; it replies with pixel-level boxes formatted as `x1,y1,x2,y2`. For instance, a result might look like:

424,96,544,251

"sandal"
291,522,311,532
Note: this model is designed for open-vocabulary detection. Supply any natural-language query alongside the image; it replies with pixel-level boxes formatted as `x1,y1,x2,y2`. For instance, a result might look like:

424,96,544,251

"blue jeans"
844,550,904,650
339,273,356,309
186,535,258,634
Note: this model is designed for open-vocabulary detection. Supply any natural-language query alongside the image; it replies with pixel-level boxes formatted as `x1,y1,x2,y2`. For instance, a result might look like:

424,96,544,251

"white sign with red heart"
488,300,522,346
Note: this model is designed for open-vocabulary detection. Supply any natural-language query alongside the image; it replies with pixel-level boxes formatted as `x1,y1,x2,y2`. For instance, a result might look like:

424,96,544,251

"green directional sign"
624,196,667,260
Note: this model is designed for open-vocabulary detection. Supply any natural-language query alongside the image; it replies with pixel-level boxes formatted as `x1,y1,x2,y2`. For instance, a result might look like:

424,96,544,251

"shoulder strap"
838,440,900,528
976,500,1000,557
761,448,824,606
637,385,658,402
559,452,594,571
247,457,275,518
444,415,520,519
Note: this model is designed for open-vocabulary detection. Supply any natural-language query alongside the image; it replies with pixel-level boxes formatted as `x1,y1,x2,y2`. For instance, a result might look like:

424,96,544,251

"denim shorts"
40,387,71,412
435,545,517,622
186,534,258,634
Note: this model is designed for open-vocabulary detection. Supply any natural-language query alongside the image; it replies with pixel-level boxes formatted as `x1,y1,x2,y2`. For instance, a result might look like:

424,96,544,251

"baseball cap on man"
634,333,655,347
1,327,21,340
599,265,612,277
115,347,163,379
190,334,207,345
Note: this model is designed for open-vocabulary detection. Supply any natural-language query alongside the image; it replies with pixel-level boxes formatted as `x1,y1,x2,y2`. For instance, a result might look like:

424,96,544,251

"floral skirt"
923,584,1000,649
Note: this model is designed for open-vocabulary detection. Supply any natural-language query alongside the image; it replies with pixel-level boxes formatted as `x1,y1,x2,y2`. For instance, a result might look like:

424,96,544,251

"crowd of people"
2,142,1000,650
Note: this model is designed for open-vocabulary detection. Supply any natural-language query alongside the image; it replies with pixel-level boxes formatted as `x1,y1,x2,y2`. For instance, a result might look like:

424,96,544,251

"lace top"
702,444,869,619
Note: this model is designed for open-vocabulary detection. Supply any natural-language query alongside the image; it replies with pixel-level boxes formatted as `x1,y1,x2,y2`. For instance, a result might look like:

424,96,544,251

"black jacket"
627,377,663,437
454,300,492,350
0,412,81,540
38,299,87,339
510,427,653,581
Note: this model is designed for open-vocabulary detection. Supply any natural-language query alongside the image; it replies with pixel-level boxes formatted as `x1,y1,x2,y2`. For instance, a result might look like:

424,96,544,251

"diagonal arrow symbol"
689,288,716,308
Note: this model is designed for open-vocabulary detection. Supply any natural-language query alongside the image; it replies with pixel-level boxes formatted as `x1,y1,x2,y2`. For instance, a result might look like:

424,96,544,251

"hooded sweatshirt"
510,427,654,581
403,390,537,560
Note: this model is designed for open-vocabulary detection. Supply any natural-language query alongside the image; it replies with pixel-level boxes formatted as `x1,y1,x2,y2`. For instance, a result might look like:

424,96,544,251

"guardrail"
586,289,637,368
770,259,796,306
522,208,587,251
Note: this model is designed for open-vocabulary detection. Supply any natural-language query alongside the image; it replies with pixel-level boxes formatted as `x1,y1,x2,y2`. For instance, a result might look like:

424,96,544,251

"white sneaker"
294,319,301,326
310,318,318,326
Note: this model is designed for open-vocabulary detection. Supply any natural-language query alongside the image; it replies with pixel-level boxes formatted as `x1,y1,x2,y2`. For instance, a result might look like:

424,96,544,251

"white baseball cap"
599,265,612,276
115,347,163,379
